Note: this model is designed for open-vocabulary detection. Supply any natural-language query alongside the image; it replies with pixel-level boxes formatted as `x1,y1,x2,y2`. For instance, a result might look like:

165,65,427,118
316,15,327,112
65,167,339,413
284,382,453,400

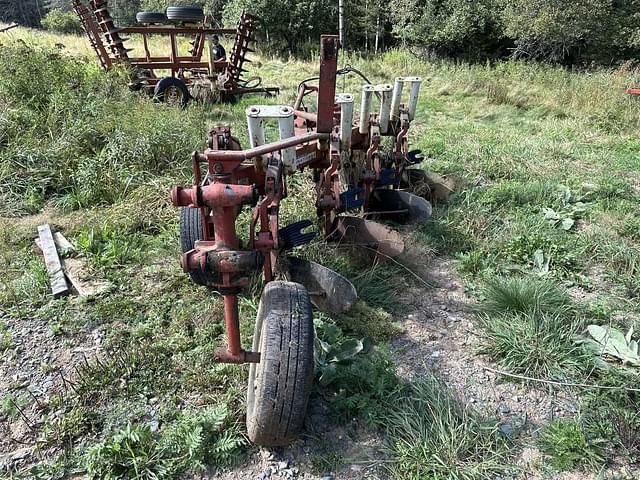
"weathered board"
53,232,75,255
62,257,111,297
37,224,69,298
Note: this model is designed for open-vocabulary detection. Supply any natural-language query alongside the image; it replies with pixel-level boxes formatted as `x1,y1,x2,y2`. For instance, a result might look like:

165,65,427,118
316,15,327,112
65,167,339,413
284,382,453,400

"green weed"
481,276,573,317
539,418,606,471
381,376,510,479
479,311,587,379
1,394,29,420
85,405,243,479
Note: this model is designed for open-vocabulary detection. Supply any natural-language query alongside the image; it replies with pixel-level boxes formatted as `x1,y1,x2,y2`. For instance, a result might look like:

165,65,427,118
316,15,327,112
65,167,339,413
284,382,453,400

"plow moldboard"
332,216,405,258
285,256,357,314
369,189,433,223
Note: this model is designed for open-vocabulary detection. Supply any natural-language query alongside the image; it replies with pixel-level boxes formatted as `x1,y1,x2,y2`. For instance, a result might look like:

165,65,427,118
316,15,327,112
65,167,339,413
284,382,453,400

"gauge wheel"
247,281,314,446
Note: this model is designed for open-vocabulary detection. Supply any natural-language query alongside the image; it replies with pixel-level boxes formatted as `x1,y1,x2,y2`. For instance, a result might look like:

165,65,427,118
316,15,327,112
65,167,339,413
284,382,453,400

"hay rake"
171,35,433,445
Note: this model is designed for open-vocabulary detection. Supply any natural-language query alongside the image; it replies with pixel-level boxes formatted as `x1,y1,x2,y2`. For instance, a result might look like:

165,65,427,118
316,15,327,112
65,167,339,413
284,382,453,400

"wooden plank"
35,232,75,256
52,232,75,255
37,224,69,298
62,257,112,297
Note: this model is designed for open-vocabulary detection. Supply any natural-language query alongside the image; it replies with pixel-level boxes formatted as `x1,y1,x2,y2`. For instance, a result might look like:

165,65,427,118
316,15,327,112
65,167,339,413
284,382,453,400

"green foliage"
539,418,606,470
456,250,485,275
479,279,586,379
580,371,640,462
388,0,640,63
0,320,14,351
504,230,582,276
320,341,401,419
41,9,83,35
381,376,510,479
337,300,400,342
223,0,336,55
480,180,558,208
391,0,503,60
479,311,588,379
580,325,640,367
314,316,368,387
159,404,244,470
481,276,573,316
85,406,243,479
502,0,609,62
76,226,144,270
1,394,28,420
0,44,201,215
85,423,169,479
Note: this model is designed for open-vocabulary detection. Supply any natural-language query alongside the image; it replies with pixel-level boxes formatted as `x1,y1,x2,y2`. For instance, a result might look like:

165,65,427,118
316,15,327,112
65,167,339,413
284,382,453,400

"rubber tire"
166,5,204,22
136,12,167,23
154,77,190,109
179,207,216,286
247,281,314,446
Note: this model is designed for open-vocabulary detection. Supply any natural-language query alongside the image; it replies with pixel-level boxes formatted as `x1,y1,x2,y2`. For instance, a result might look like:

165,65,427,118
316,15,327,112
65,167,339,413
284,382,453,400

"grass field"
1,24,640,479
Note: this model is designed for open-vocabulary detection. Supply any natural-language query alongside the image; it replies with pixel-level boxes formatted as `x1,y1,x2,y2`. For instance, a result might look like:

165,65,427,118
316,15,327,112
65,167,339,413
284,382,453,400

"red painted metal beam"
316,35,339,134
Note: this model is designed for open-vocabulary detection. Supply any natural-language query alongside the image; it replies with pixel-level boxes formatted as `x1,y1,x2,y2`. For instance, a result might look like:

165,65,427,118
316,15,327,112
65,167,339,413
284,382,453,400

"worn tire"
154,76,190,108
166,5,204,22
247,281,314,446
136,11,167,23
179,207,216,286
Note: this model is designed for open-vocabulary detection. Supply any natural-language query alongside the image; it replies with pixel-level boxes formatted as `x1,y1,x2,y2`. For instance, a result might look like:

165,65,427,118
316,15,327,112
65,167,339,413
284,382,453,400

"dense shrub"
41,9,83,35
391,0,504,60
501,0,610,62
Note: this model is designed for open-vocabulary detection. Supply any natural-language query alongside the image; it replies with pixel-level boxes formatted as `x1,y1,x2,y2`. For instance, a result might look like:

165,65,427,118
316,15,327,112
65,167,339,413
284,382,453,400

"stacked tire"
135,12,167,23
166,5,205,22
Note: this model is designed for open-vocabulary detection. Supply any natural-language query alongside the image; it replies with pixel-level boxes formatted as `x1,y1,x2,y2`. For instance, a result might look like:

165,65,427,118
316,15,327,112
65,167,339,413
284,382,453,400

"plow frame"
171,35,424,365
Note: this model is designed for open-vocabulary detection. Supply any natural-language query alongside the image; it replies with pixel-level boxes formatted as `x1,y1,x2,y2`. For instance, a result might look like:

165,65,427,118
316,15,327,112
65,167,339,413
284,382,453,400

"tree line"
4,0,640,65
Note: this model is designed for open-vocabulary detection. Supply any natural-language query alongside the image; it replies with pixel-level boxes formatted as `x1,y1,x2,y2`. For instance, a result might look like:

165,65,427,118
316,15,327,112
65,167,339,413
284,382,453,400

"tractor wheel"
166,5,205,22
136,11,167,23
179,207,216,286
247,281,314,446
154,77,190,109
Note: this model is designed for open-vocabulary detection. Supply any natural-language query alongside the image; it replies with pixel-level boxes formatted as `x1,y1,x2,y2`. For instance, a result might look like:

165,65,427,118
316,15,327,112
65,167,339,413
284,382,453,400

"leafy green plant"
41,9,84,35
0,321,14,351
85,423,169,479
159,404,244,471
539,418,606,470
505,231,581,275
85,406,242,480
542,203,585,231
457,250,486,275
314,317,368,387
579,325,640,367
76,226,143,270
2,394,29,420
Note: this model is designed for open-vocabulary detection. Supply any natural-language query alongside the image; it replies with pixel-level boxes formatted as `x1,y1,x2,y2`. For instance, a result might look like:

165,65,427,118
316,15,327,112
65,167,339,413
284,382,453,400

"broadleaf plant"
579,325,640,367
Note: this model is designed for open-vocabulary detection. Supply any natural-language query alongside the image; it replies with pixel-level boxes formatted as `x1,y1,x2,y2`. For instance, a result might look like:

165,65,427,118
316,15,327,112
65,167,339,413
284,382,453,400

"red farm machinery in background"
171,35,434,446
72,0,278,107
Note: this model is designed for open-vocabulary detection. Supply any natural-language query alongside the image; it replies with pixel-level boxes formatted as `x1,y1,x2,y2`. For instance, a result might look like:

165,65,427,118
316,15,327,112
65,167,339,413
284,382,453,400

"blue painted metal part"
279,219,317,249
